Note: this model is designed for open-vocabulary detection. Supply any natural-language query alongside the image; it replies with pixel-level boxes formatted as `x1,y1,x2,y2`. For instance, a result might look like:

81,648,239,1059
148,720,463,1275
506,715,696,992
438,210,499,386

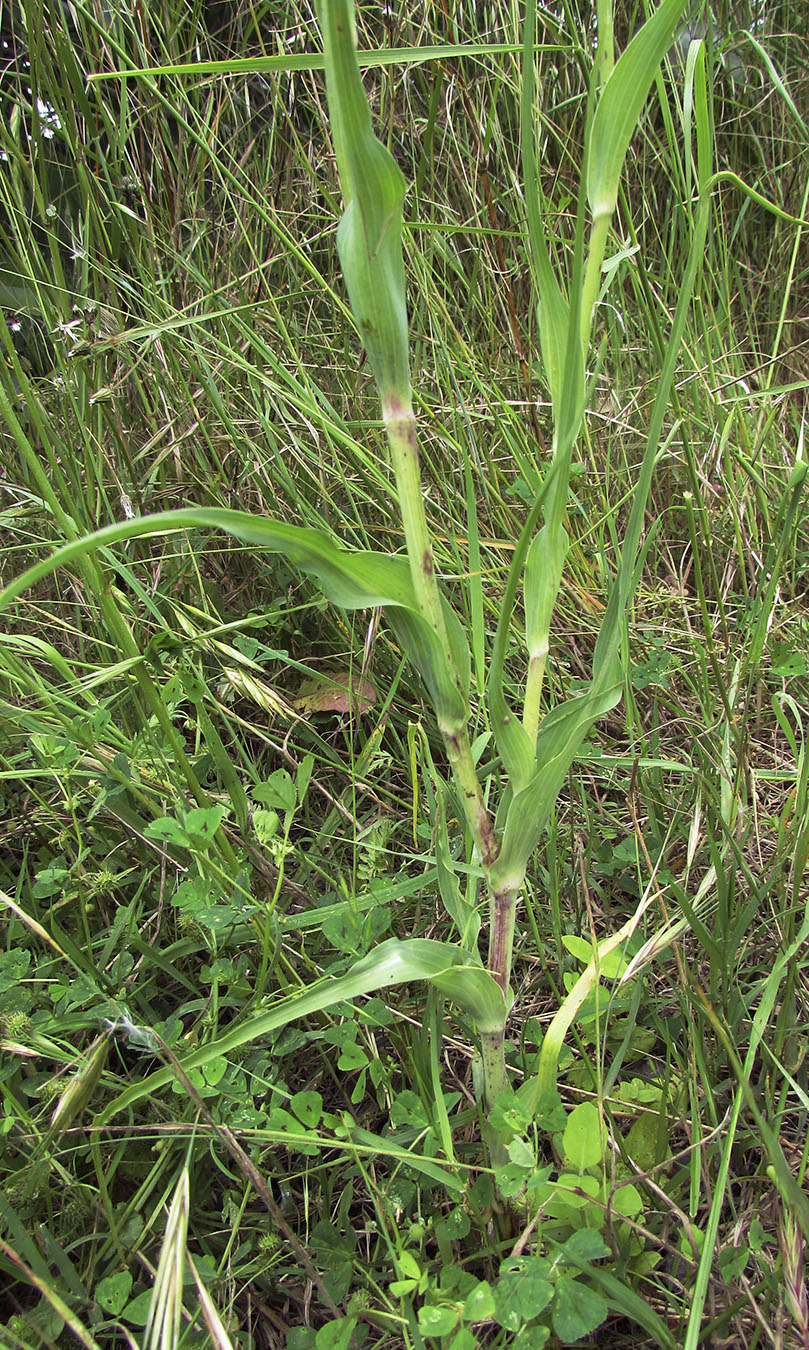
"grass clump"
1,0,809,1346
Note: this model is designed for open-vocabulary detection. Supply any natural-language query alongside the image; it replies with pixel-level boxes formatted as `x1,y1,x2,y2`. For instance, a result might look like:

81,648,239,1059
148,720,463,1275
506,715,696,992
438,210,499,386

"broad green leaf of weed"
252,808,280,845
265,1106,302,1135
290,1091,323,1128
322,1023,368,1073
122,1290,153,1326
311,1221,355,1306
495,1163,534,1199
448,1330,477,1350
562,934,628,979
395,1250,422,1285
494,1258,553,1329
561,1230,610,1263
563,1101,606,1170
254,770,296,813
418,1304,460,1337
720,1246,749,1281
145,816,190,847
32,865,71,899
463,1281,495,1322
0,949,30,992
488,1088,534,1138
95,1271,133,1316
515,1327,551,1349
172,876,219,920
183,805,227,848
508,1136,535,1169
171,1057,227,1098
749,1219,775,1253
529,1084,568,1133
315,1316,357,1350
389,1089,430,1130
287,1331,316,1350
545,1173,601,1218
611,1181,643,1219
338,1039,368,1073
624,1111,671,1172
322,902,390,955
441,1206,471,1241
551,1275,608,1342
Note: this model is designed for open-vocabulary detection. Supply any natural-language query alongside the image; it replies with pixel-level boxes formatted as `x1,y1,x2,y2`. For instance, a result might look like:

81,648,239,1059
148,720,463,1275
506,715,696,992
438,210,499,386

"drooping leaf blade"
0,509,409,614
97,937,506,1123
0,507,468,726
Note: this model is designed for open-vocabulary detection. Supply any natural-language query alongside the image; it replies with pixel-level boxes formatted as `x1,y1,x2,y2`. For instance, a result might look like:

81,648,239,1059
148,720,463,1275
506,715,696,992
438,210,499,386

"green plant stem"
487,884,520,994
383,396,455,661
522,648,549,742
579,212,612,350
383,395,499,872
385,393,510,1111
479,1026,509,1107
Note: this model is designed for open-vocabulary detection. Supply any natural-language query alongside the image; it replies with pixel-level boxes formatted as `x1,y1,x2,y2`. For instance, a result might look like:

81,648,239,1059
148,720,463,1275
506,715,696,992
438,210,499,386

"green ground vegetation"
0,0,808,1347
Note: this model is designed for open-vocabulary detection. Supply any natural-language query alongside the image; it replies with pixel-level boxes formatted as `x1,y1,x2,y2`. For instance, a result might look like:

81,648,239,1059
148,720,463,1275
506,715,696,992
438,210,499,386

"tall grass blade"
144,1169,190,1350
520,0,570,422
0,1240,102,1350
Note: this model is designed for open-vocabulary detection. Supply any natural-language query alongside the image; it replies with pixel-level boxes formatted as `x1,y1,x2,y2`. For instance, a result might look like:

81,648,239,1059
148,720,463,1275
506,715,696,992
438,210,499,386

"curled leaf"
294,670,377,714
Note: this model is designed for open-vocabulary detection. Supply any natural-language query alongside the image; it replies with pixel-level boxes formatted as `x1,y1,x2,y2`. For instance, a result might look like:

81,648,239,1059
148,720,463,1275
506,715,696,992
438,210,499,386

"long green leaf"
0,509,409,613
318,0,411,403
88,42,530,84
490,1,707,894
587,0,687,222
487,457,563,788
97,938,506,1123
490,675,622,893
498,34,715,973
0,507,468,726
